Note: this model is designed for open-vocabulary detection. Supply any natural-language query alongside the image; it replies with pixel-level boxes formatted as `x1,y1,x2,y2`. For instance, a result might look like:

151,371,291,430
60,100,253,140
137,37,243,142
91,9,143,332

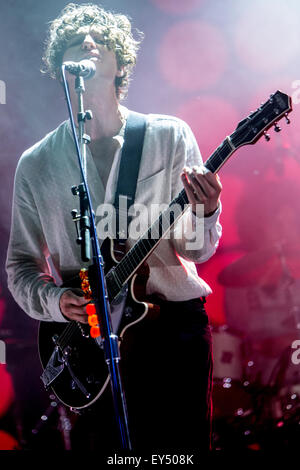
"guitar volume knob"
124,307,133,318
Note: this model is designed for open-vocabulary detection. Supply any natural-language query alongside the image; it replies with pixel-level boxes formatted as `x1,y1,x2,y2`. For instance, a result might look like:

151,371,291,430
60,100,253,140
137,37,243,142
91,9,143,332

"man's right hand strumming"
59,290,89,323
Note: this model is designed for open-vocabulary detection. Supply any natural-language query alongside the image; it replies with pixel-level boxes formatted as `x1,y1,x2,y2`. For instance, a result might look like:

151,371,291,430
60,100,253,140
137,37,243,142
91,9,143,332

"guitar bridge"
40,346,64,388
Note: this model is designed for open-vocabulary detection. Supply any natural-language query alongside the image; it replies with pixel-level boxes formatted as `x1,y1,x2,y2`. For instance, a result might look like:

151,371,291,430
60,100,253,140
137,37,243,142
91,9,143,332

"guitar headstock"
232,90,292,148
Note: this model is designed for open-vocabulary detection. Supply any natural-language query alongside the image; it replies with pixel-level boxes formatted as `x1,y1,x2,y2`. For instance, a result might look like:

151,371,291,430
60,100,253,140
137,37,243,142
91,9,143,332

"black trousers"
71,297,213,453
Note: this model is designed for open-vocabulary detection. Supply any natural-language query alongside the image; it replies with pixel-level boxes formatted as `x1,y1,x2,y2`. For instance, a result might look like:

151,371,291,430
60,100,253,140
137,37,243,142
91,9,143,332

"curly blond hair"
42,3,143,98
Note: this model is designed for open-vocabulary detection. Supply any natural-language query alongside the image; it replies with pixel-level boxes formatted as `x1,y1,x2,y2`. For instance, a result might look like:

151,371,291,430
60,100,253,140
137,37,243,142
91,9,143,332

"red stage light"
0,431,19,450
0,364,15,418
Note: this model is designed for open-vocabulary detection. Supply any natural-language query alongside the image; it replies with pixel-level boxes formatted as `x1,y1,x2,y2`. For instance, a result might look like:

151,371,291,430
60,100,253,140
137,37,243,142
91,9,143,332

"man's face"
62,26,123,86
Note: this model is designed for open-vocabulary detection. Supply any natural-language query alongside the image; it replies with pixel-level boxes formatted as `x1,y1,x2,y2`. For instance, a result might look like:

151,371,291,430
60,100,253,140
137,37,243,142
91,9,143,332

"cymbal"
218,245,300,288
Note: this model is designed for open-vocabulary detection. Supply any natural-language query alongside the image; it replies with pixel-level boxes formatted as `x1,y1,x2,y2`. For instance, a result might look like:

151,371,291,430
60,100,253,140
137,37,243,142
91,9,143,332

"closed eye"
94,38,106,45
66,34,106,48
66,35,85,48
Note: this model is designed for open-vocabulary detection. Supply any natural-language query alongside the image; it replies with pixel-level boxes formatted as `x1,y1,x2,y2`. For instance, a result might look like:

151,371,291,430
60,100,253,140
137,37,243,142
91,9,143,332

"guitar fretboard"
205,138,235,173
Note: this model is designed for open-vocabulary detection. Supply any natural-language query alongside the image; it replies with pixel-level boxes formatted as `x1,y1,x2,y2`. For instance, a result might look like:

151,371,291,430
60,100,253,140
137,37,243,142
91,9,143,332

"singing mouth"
81,52,100,61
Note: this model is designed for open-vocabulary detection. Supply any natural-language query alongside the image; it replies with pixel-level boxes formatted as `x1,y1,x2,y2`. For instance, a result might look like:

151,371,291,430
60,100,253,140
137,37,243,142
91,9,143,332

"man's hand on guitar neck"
59,289,89,323
181,165,222,217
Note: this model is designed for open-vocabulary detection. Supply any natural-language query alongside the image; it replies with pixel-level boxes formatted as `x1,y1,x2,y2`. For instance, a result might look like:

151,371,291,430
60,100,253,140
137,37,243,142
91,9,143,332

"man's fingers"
63,289,88,305
182,166,222,202
64,305,88,315
181,165,222,216
193,166,222,191
61,304,89,323
181,172,198,205
182,169,208,202
60,289,90,323
191,167,221,192
67,312,89,323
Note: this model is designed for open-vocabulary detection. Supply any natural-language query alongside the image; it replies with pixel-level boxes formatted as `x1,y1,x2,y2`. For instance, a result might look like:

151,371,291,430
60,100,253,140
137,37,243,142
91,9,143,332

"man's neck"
70,82,124,143
87,103,124,143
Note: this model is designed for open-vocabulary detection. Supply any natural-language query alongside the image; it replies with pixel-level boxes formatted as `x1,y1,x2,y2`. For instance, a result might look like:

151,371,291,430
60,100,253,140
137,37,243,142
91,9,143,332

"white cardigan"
6,107,222,322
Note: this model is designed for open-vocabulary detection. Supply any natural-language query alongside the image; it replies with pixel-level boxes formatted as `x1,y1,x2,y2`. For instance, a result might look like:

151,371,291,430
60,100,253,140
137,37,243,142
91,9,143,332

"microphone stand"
61,65,132,451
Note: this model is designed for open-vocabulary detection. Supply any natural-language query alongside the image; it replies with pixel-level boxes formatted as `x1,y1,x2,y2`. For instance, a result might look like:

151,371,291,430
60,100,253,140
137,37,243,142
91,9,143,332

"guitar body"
38,237,160,410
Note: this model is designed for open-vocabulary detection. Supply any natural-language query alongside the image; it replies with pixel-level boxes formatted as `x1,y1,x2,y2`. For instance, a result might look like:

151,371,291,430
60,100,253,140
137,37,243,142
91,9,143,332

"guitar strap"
113,110,147,241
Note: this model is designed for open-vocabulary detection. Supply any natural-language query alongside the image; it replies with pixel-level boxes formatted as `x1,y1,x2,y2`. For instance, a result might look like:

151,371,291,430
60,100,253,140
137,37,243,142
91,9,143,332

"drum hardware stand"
57,404,72,450
30,395,72,450
61,64,131,451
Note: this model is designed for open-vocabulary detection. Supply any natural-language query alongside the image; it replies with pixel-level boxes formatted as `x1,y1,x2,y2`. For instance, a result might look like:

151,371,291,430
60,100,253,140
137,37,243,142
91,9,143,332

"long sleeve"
6,159,69,322
170,120,222,263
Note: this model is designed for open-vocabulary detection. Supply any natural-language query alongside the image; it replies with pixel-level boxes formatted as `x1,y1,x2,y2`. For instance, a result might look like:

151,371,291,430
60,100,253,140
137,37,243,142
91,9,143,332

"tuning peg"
274,122,281,132
285,113,291,124
264,131,271,141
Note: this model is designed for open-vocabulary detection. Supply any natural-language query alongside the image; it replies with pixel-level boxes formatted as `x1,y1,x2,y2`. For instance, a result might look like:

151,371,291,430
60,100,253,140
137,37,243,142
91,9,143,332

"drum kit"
211,244,300,451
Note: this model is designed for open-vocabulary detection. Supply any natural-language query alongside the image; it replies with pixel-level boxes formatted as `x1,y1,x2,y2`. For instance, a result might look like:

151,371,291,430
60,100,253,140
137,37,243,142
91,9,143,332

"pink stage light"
158,20,227,92
234,0,300,73
150,0,203,15
176,95,239,159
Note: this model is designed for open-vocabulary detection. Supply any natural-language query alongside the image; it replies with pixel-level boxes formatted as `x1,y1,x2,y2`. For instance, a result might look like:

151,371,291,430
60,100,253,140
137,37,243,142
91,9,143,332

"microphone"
63,60,96,79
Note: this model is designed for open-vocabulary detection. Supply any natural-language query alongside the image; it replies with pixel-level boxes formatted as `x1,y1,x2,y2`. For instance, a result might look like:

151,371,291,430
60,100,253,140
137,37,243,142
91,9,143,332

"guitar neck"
107,135,234,299
205,135,237,173
104,89,292,300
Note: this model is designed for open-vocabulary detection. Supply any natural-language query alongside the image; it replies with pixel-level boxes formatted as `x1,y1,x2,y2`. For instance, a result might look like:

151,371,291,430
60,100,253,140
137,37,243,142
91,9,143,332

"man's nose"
81,34,97,50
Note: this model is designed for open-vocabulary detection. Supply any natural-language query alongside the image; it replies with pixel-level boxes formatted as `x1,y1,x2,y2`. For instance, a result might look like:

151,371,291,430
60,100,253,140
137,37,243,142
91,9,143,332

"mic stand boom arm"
61,65,132,451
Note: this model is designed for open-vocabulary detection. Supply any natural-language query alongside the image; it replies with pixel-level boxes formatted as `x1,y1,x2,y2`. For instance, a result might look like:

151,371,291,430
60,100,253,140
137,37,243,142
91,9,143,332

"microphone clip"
63,60,96,79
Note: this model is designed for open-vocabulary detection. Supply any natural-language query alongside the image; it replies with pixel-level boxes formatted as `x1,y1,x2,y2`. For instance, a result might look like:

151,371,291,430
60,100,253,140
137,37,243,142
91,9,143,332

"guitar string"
57,140,229,346
127,102,288,285
114,139,233,283
114,197,186,284
110,103,290,286
58,322,79,349
56,131,266,348
51,105,288,349
53,153,229,351
56,123,261,345
53,142,236,349
54,184,200,348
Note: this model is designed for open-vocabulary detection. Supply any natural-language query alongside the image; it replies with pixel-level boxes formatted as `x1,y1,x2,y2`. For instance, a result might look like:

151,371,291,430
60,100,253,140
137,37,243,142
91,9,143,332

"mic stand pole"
61,66,132,451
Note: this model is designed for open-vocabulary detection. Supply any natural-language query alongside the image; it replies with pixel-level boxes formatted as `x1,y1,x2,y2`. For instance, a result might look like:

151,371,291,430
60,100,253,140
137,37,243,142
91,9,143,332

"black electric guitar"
38,90,292,410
